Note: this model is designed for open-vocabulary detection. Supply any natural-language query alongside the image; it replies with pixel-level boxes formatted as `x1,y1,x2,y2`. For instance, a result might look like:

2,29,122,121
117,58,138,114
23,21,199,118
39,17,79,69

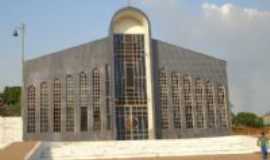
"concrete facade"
23,7,231,141
0,117,22,149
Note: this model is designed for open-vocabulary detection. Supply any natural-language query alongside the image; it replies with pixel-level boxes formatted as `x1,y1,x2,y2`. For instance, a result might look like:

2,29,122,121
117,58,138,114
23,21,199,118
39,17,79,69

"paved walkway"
0,141,37,160
39,136,259,160
96,153,263,160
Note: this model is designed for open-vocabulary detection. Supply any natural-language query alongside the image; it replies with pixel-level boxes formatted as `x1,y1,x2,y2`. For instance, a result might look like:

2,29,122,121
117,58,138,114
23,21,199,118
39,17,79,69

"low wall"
0,116,22,149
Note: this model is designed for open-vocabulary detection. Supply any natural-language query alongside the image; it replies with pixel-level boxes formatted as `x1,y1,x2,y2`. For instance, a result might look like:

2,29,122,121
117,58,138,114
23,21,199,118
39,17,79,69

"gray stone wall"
23,37,231,141
153,39,231,139
24,38,115,141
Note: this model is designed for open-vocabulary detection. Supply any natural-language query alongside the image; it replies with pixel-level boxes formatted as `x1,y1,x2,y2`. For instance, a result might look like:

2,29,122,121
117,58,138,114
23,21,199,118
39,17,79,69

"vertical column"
36,83,40,135
202,81,207,129
177,72,182,130
75,73,80,135
48,81,53,135
145,37,155,140
100,66,107,133
167,71,175,136
213,84,218,129
180,74,186,130
191,78,197,130
88,71,93,134
61,77,66,137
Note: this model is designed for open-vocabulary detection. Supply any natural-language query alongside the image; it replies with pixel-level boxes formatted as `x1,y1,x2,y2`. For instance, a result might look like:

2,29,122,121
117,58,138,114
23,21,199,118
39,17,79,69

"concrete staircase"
38,136,259,160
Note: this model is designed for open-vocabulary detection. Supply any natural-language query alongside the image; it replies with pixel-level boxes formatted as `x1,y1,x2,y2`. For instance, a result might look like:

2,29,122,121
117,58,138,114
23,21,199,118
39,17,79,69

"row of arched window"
26,68,108,133
159,70,228,130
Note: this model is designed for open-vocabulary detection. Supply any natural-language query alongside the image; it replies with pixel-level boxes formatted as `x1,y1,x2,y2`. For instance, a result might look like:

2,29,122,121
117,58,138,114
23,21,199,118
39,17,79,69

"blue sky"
1,0,270,114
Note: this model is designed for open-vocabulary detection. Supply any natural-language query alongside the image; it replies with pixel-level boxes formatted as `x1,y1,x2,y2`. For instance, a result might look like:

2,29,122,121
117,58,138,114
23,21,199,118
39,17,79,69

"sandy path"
0,141,37,160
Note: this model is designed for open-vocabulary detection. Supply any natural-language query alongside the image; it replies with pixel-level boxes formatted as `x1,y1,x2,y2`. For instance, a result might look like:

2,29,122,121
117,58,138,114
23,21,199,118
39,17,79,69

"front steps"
37,136,259,160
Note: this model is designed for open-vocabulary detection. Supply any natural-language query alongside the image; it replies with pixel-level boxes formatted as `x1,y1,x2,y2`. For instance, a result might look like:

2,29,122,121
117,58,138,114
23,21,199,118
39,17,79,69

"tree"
0,86,21,117
233,112,264,128
1,86,21,105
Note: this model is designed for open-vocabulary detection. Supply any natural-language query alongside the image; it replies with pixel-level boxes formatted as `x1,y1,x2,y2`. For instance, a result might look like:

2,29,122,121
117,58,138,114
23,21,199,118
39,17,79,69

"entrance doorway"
116,106,148,140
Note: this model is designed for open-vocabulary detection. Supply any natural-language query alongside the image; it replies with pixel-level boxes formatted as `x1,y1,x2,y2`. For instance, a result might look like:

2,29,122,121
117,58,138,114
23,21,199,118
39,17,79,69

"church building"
23,7,231,141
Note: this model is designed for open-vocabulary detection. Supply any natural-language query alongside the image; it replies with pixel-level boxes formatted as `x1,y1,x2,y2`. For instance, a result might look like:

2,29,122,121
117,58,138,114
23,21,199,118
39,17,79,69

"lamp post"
13,23,26,116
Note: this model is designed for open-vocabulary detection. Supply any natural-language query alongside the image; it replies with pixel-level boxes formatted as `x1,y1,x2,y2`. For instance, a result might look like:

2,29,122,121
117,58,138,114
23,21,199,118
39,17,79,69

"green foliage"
0,86,21,117
0,103,21,117
2,86,21,105
233,112,264,128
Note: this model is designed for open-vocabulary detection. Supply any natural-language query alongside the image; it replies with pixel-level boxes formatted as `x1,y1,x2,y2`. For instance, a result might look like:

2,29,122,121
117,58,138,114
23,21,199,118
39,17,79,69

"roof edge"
25,36,109,64
152,38,227,63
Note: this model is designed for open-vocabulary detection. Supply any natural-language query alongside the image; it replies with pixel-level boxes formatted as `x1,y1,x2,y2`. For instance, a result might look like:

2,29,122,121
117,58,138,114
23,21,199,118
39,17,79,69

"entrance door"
116,106,148,140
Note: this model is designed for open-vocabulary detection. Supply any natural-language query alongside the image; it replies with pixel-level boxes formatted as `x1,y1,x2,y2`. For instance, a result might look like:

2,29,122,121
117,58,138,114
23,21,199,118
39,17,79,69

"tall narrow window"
93,68,101,130
195,79,204,128
27,85,36,133
205,82,215,128
183,75,193,129
53,79,61,132
40,82,49,132
217,86,227,128
114,34,148,140
80,107,88,131
159,70,169,129
80,72,88,131
105,65,111,130
66,75,75,132
171,72,181,129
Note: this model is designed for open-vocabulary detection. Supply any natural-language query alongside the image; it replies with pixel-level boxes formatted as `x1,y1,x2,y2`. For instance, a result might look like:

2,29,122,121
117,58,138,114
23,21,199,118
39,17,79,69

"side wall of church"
23,38,116,141
153,39,231,139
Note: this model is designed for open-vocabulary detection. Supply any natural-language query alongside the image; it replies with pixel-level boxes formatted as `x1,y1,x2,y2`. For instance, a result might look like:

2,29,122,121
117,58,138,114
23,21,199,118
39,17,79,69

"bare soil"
0,141,37,160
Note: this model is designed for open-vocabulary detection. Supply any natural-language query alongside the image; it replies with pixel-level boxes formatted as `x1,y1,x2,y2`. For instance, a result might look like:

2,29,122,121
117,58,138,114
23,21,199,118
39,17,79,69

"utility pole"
13,23,26,118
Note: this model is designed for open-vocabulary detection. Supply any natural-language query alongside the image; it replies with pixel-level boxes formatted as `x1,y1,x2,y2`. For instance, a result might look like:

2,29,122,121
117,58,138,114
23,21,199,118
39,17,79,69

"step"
38,136,260,160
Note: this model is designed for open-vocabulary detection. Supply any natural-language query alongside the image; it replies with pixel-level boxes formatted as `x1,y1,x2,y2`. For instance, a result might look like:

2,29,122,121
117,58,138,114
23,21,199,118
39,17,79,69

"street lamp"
13,23,26,115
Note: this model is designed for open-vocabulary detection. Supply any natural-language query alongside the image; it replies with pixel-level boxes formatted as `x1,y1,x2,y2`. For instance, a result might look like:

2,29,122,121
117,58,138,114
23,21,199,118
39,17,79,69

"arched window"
40,82,49,132
93,69,101,131
171,72,181,129
53,79,61,132
195,79,204,128
183,75,193,129
159,70,169,129
80,72,88,132
27,85,36,133
66,75,75,132
217,86,227,128
205,82,215,128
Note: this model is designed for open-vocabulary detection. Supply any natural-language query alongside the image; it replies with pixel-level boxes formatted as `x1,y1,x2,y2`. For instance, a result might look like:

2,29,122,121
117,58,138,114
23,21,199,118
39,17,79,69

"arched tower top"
109,7,151,35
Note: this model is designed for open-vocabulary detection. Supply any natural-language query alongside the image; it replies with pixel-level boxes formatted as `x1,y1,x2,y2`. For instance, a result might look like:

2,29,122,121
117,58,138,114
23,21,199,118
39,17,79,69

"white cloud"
202,3,234,15
202,2,270,20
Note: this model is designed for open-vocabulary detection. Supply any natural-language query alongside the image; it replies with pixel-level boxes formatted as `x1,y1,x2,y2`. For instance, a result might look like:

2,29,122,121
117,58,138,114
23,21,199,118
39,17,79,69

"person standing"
257,132,269,160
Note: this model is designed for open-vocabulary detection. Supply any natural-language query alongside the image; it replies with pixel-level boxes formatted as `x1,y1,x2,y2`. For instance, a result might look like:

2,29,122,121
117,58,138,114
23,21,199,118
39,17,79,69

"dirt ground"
233,127,270,137
0,141,37,160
